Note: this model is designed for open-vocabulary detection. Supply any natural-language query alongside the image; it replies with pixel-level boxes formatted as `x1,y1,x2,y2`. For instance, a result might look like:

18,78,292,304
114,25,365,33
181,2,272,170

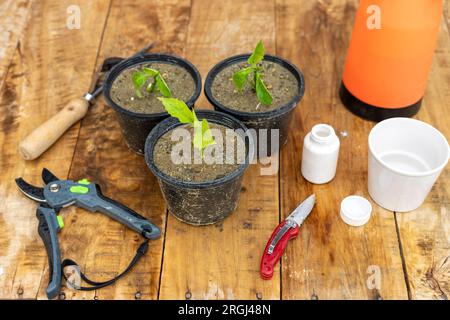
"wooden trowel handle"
19,98,89,160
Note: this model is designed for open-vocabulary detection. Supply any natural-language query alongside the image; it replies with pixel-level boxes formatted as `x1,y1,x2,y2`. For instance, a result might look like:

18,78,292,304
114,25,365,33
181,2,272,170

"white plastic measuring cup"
368,118,449,212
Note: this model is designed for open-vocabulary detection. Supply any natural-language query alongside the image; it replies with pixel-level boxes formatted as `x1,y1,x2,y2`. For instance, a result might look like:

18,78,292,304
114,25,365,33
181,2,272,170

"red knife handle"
260,221,299,280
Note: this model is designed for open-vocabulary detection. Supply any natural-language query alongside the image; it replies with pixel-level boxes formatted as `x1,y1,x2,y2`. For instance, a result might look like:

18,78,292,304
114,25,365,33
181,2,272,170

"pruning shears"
15,168,160,299
260,194,316,280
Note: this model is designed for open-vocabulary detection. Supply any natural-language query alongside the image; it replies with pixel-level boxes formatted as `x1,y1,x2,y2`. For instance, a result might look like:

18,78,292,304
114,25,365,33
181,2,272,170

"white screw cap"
340,195,372,227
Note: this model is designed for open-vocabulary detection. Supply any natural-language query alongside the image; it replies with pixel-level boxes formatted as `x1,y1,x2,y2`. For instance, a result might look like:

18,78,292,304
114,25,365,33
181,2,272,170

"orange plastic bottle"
340,0,443,121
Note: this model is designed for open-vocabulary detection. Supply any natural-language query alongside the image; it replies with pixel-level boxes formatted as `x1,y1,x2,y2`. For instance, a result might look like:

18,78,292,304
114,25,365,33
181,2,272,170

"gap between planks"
156,1,192,299
64,0,114,298
66,0,114,185
394,213,412,300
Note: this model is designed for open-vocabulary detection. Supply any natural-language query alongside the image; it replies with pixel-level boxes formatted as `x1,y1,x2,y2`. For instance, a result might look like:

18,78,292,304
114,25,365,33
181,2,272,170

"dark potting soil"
110,62,196,114
211,60,299,112
153,123,245,183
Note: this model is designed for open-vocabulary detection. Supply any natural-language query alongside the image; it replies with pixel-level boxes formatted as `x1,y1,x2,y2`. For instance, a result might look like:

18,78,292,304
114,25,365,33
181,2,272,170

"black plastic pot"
204,54,305,156
104,54,201,154
145,110,250,225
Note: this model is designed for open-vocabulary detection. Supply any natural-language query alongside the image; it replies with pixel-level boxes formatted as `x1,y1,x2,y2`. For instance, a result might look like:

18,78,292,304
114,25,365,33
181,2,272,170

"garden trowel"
18,42,155,161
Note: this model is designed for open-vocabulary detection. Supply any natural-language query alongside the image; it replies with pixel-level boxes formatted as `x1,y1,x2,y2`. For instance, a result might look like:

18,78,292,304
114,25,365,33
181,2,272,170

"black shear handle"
93,184,161,240
36,205,62,299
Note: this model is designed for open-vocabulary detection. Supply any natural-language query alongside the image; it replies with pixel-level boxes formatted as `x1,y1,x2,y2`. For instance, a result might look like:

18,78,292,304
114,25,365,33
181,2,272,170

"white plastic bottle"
301,124,340,184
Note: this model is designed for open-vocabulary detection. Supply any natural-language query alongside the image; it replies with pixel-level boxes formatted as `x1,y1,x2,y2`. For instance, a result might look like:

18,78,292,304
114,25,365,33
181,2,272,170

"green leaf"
201,118,215,147
193,118,215,155
158,98,194,124
232,67,252,90
132,71,149,98
132,68,172,98
255,73,273,105
193,120,203,151
155,74,172,98
247,41,265,65
142,68,159,77
135,88,143,99
132,71,148,88
192,109,199,122
159,98,216,156
146,82,156,93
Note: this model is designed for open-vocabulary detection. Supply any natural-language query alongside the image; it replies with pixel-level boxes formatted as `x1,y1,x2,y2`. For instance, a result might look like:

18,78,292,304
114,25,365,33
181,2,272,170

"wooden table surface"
0,0,449,300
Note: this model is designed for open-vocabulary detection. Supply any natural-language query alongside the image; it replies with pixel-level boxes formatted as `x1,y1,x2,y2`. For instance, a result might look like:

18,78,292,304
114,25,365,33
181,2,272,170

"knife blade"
260,194,316,280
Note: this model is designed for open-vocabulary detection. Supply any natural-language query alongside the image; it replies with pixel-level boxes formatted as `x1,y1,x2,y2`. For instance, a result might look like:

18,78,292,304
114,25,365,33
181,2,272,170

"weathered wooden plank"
0,0,32,90
445,0,450,38
57,0,192,300
276,0,408,299
1,0,447,301
396,17,450,300
159,0,280,300
0,0,111,299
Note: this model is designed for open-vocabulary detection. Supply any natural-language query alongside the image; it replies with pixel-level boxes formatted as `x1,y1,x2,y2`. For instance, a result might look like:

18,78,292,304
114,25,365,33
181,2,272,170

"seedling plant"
158,98,215,157
132,68,172,99
232,41,273,106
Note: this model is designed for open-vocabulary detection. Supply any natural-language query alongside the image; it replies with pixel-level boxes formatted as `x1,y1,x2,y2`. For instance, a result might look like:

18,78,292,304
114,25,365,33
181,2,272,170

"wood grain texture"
396,17,450,300
276,0,408,299
0,0,32,90
0,0,111,299
158,0,280,300
0,0,449,300
57,0,192,300
445,0,450,38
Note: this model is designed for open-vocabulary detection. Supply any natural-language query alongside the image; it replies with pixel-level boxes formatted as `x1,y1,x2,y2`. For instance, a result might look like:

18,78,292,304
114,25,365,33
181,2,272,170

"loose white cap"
340,195,372,227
